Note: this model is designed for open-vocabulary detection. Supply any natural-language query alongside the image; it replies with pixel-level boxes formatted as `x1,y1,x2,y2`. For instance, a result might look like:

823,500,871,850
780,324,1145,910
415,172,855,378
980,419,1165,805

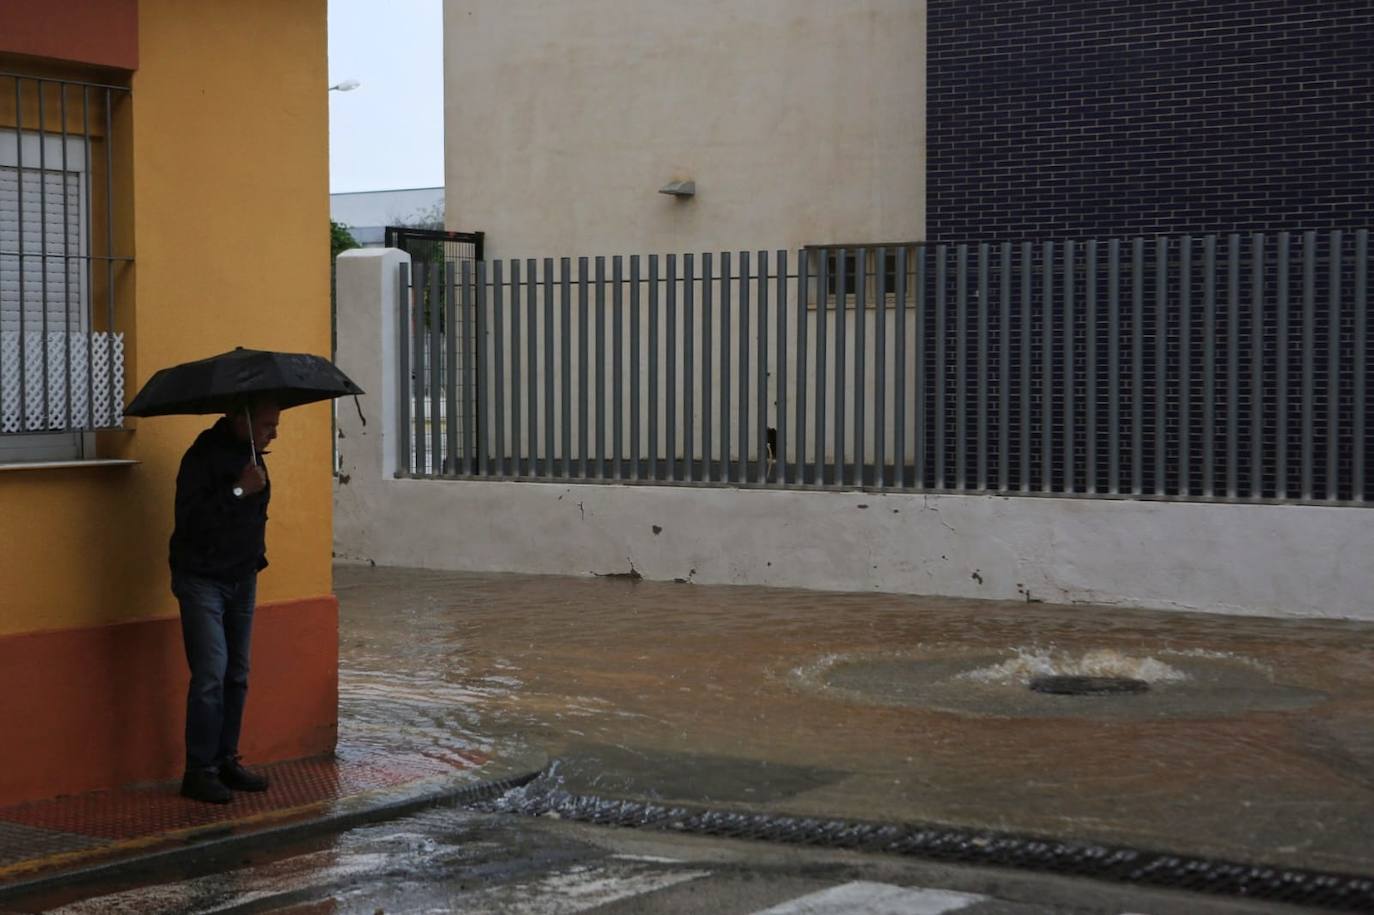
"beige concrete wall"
443,0,925,260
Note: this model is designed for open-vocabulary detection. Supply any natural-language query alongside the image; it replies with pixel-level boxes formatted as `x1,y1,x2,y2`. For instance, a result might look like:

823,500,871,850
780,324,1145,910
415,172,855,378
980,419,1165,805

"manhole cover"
1029,675,1149,696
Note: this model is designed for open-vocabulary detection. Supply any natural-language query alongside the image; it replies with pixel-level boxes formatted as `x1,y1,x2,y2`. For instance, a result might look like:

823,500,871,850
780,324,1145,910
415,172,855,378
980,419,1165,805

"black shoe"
219,756,269,792
181,768,232,804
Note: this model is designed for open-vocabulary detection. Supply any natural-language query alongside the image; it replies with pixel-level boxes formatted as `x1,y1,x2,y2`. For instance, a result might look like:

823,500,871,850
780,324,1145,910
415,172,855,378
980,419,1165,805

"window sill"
0,459,140,473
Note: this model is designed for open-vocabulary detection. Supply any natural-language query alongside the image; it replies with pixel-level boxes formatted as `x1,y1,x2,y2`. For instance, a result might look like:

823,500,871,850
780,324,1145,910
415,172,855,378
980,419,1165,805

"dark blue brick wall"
926,1,1374,240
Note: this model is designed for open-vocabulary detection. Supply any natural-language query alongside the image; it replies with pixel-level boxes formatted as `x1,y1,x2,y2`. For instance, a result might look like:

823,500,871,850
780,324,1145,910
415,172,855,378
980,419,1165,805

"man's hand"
236,462,267,496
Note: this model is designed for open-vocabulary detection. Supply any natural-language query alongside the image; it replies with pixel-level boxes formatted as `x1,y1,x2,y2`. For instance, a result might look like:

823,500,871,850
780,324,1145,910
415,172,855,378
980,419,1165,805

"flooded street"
336,564,1374,876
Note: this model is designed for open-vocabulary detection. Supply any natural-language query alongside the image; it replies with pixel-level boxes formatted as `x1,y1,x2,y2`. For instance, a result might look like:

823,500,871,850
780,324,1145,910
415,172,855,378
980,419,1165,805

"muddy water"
335,564,1374,874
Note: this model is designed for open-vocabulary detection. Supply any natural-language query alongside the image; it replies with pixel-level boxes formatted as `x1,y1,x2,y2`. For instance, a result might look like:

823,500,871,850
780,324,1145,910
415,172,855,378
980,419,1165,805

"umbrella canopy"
125,347,364,417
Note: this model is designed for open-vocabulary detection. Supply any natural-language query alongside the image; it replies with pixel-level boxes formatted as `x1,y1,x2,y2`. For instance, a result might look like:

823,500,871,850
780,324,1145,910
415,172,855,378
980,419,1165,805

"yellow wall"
0,0,332,635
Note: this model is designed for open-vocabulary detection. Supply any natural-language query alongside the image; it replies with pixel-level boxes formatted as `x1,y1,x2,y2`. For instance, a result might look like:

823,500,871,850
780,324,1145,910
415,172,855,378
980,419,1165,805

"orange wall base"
0,595,337,807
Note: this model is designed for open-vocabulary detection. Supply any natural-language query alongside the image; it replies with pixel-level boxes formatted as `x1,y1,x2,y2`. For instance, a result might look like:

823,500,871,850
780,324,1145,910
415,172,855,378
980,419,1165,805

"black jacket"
168,417,270,581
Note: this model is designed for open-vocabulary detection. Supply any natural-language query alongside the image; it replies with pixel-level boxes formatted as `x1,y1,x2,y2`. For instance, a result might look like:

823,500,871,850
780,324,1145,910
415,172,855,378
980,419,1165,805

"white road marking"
461,861,709,913
752,880,987,915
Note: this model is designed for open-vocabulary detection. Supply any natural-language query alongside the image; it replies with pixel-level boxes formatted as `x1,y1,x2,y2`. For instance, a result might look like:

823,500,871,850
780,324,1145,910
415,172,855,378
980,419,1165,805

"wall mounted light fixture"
658,179,696,197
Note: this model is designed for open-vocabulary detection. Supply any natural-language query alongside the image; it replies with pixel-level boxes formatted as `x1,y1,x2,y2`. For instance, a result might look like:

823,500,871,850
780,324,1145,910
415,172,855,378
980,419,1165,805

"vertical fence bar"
1302,231,1315,500
1107,240,1120,494
855,250,867,485
702,253,714,481
493,260,506,477
1021,242,1033,492
739,250,751,483
776,251,789,485
463,261,475,474
1086,240,1097,493
1276,235,1289,500
445,264,459,475
414,262,430,475
720,252,732,483
757,249,769,485
813,251,827,487
813,250,824,483
955,244,969,489
1251,235,1265,499
1131,238,1143,496
427,261,442,473
595,255,607,480
1178,237,1191,496
560,257,572,479
511,260,522,477
1203,236,1216,496
1226,234,1240,499
666,254,678,481
896,247,910,487
612,256,624,480
647,254,659,480
1328,230,1343,500
577,257,590,479
874,249,887,488
1155,237,1167,495
526,260,538,477
1042,241,1055,492
999,243,1012,491
397,263,412,474
684,254,696,482
1063,241,1075,493
977,243,989,491
834,250,847,485
630,256,642,480
1355,230,1368,502
794,251,807,483
955,244,968,490
477,261,492,476
935,245,947,489
543,258,555,478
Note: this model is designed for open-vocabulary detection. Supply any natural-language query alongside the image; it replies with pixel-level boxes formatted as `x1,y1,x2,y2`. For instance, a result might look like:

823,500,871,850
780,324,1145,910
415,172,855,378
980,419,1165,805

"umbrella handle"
244,406,258,467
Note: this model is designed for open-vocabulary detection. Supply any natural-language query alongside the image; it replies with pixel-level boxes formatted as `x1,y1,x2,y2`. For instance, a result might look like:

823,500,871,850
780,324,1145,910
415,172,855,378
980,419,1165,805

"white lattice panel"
0,330,124,432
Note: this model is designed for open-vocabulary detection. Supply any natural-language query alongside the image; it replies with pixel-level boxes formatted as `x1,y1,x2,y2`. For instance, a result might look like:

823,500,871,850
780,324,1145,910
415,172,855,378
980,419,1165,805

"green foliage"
331,220,361,259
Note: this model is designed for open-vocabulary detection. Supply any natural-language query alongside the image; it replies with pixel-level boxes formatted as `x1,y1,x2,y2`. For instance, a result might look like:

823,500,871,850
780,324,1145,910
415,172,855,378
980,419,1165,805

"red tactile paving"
0,749,487,843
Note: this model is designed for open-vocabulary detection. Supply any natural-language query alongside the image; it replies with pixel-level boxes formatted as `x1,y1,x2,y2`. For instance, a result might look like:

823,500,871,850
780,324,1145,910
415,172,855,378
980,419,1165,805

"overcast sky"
328,0,444,194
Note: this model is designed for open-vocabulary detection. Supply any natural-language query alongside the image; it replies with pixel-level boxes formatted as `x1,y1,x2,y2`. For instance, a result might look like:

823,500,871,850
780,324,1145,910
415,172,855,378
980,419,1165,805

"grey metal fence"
397,231,1370,505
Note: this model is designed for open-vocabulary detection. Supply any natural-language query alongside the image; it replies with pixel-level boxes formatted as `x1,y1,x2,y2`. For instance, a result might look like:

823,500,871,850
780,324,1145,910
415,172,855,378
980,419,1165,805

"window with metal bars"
0,71,130,463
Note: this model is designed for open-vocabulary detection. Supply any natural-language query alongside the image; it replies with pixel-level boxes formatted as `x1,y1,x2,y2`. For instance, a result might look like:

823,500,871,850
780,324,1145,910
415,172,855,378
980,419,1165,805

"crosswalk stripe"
751,880,987,915
460,861,710,914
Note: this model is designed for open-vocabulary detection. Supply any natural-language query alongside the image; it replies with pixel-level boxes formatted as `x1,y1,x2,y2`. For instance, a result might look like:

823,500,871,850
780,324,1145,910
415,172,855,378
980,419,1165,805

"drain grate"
471,779,1374,911
1028,675,1150,696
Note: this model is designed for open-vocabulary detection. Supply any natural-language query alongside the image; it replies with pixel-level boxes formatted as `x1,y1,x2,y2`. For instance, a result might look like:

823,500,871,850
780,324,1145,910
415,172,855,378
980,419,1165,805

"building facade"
443,0,925,261
0,0,337,806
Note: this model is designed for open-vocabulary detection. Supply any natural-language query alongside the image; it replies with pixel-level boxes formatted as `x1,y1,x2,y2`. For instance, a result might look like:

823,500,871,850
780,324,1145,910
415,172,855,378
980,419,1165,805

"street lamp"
329,79,361,92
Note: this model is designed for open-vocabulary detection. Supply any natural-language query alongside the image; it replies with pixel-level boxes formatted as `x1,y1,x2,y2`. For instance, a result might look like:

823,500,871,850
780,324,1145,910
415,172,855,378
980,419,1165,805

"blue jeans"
173,571,257,771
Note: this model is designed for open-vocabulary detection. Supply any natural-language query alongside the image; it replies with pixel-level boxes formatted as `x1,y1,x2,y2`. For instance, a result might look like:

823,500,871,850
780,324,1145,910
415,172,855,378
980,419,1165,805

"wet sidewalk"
334,563,1374,880
0,733,540,894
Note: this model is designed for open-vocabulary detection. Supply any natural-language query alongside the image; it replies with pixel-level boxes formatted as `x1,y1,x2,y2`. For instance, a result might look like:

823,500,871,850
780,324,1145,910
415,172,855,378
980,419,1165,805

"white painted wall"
336,250,1374,621
442,0,926,260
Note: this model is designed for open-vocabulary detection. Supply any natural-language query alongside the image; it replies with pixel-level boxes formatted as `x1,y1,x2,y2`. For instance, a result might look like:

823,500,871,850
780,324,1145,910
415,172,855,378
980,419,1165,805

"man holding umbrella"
126,348,362,804
167,398,280,803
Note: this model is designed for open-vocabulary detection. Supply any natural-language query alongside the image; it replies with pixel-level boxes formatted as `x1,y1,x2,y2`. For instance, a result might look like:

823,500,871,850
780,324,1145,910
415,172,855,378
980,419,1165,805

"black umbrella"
126,347,365,465
126,347,363,417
